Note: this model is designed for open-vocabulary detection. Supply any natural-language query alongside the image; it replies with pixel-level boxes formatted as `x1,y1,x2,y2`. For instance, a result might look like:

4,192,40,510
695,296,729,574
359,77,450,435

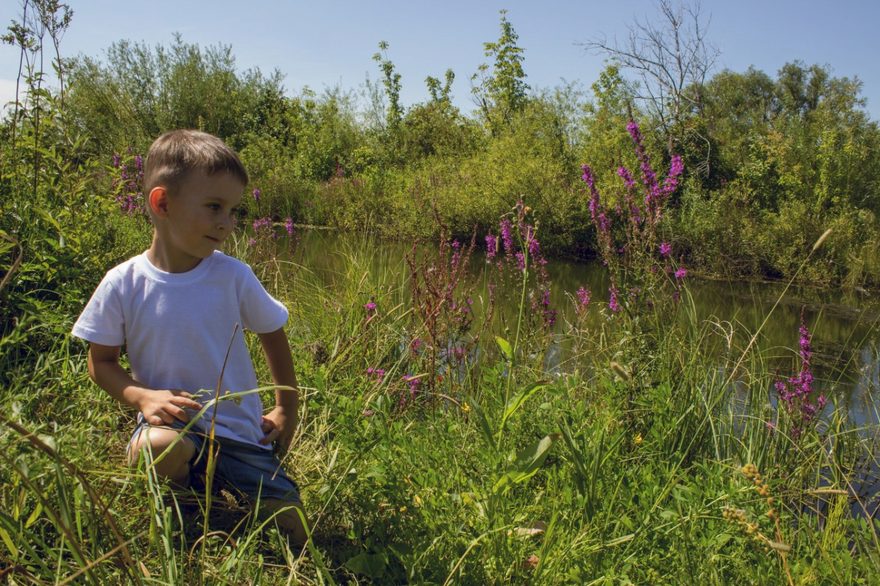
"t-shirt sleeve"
239,266,289,334
71,274,125,346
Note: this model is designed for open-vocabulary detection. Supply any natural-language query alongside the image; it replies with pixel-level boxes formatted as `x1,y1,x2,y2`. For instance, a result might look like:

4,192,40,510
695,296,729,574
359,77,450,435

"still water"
287,229,879,426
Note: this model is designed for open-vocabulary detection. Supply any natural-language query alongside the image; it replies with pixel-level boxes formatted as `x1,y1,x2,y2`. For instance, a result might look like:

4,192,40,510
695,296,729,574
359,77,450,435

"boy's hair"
144,129,249,197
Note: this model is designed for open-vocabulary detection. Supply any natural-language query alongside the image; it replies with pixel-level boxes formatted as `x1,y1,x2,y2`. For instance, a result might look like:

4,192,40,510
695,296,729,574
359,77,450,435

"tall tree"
472,9,529,134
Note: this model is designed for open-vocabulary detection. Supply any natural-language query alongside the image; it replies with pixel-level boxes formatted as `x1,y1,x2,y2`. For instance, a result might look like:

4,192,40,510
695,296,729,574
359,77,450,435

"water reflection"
288,230,879,424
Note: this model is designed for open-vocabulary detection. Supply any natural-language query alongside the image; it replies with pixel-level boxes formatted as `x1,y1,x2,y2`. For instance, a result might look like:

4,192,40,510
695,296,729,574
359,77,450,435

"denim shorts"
130,421,302,505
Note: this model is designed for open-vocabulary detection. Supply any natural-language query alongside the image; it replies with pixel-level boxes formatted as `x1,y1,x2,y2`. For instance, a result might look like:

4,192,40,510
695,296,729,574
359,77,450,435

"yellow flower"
633,433,643,446
461,402,471,413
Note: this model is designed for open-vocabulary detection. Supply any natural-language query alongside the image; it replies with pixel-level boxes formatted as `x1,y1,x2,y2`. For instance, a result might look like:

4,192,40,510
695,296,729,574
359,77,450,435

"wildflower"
134,154,143,172
252,188,261,202
284,217,294,237
616,166,636,189
111,153,121,168
410,338,423,352
576,286,591,310
633,433,643,446
608,286,620,313
674,267,687,279
515,251,526,271
500,219,513,253
402,374,421,397
485,233,498,259
461,402,471,413
659,242,672,257
364,299,377,314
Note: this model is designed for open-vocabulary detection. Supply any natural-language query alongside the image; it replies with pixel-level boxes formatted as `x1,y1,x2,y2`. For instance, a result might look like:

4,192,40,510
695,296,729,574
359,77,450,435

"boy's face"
157,170,243,268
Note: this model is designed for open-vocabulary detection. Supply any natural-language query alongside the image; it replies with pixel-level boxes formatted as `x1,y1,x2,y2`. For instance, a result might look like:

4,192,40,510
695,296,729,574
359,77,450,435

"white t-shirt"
72,251,289,447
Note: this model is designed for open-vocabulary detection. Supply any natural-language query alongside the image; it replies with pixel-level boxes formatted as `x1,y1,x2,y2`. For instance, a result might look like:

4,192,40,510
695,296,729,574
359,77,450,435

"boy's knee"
257,498,308,545
129,426,196,483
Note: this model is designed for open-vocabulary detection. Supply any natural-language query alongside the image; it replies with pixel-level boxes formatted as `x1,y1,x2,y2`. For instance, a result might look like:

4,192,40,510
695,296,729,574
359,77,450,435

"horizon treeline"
7,10,880,288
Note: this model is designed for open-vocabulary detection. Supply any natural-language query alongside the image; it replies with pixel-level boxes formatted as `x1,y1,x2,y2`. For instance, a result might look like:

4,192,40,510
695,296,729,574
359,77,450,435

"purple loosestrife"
284,217,294,237
663,155,684,197
500,219,514,254
582,165,611,237
252,188,261,202
626,120,660,208
112,153,121,168
773,316,827,438
608,286,621,313
485,233,498,260
515,251,526,272
576,286,591,311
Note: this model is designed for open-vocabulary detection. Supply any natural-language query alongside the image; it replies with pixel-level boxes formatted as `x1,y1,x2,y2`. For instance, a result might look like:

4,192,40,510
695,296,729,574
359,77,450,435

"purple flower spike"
485,233,498,260
284,217,294,237
252,188,262,202
500,219,513,253
674,267,687,279
608,286,620,313
576,286,591,309
659,242,672,257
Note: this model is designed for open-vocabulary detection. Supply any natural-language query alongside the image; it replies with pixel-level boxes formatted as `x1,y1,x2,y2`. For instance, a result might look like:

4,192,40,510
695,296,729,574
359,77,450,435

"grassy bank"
1,210,878,584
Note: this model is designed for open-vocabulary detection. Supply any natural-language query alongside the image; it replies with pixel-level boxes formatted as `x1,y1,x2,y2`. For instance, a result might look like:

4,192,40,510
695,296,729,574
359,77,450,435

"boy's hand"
260,406,295,454
138,389,203,426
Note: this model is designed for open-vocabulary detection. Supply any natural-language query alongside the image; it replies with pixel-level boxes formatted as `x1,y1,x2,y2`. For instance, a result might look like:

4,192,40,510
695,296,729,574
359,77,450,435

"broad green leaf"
345,552,388,578
500,382,545,430
493,435,555,494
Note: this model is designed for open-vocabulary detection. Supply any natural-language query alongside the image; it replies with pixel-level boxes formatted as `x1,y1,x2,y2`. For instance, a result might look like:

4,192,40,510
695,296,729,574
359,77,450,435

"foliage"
472,9,530,135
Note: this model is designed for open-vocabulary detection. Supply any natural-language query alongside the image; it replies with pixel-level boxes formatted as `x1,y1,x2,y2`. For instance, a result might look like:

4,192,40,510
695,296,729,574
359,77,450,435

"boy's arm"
257,328,299,454
88,342,202,425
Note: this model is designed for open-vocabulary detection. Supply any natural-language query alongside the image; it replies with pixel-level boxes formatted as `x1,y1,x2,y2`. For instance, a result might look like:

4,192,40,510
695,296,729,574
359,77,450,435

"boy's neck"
147,233,204,273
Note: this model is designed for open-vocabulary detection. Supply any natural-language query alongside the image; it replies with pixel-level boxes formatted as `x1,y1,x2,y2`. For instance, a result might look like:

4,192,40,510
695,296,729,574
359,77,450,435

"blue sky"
2,0,878,120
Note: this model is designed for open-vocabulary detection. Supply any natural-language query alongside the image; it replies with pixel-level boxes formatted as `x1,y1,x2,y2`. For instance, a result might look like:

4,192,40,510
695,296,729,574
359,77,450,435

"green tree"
472,9,530,134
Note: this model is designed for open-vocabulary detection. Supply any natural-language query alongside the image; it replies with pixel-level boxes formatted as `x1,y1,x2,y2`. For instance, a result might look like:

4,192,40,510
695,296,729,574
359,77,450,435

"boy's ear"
148,187,169,217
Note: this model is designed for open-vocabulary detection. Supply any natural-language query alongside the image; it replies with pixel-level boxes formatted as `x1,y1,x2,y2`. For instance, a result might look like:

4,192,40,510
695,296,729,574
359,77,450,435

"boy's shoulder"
102,251,253,283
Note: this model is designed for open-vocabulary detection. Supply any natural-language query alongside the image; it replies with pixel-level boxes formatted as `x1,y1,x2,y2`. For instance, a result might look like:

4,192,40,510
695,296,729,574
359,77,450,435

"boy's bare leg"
129,427,196,486
257,499,308,545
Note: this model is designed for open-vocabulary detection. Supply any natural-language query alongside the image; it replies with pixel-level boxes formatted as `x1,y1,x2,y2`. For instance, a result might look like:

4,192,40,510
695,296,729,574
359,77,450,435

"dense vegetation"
1,3,878,584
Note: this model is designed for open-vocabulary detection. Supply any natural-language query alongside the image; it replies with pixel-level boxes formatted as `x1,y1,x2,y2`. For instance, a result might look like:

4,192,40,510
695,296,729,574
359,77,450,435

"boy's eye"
208,203,221,211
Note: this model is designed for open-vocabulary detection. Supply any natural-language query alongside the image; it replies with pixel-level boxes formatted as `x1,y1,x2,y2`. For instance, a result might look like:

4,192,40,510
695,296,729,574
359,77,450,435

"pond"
285,229,880,427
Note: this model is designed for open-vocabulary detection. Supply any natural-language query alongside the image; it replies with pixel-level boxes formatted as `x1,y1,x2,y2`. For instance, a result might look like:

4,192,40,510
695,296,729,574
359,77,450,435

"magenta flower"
608,286,620,313
514,251,526,271
284,217,294,237
674,267,687,279
364,299,377,314
500,219,513,253
527,227,540,258
659,242,672,257
576,286,591,309
617,166,636,189
485,233,498,259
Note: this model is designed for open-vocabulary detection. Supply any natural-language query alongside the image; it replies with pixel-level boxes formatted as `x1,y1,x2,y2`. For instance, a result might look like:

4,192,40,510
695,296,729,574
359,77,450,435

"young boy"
73,129,306,543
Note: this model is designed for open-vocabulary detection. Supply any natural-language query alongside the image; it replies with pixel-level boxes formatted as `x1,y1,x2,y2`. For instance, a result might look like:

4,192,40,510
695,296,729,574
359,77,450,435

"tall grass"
1,214,878,583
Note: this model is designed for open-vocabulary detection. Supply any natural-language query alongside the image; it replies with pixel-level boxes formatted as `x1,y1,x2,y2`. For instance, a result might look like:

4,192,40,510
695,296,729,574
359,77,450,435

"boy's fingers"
260,428,279,445
170,396,201,411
